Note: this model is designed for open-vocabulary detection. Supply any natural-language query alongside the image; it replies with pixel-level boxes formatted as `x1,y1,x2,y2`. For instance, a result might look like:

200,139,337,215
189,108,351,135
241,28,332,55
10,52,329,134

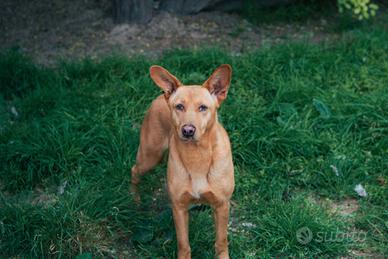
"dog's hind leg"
131,95,171,202
131,141,166,190
131,125,169,202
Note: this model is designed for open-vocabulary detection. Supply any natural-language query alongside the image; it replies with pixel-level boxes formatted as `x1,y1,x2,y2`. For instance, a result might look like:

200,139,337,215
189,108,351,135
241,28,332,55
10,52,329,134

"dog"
131,64,234,258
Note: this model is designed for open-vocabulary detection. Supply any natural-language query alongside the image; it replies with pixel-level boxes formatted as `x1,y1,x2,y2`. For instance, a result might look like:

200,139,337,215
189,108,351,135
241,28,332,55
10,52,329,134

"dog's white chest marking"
190,176,208,199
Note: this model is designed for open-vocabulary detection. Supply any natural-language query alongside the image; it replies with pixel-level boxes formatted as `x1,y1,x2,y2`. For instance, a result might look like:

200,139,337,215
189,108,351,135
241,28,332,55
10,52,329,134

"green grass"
1,24,387,257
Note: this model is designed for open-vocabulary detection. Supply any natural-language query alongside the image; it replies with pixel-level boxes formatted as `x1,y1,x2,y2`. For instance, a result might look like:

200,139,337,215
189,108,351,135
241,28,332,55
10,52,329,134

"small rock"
10,106,19,118
241,222,256,228
58,180,68,195
330,165,339,176
354,184,367,197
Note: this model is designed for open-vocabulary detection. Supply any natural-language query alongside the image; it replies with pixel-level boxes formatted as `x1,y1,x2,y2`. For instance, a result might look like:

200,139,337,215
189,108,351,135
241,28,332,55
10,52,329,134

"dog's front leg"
214,201,230,259
172,204,191,259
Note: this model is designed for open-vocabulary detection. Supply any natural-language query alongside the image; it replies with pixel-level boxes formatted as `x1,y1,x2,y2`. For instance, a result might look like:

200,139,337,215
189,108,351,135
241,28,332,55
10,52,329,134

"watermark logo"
296,227,366,245
296,227,313,244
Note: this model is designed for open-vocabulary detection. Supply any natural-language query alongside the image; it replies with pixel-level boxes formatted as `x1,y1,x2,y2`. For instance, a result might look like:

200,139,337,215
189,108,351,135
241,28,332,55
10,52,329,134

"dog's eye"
199,105,208,112
175,104,184,111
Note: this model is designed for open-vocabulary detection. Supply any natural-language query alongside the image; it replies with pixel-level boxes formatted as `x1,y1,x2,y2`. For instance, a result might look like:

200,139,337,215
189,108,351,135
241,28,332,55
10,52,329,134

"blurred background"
1,0,385,64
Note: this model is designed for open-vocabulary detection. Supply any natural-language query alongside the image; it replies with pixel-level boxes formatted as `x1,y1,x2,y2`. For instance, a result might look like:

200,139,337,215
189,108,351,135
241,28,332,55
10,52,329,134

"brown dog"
131,65,234,258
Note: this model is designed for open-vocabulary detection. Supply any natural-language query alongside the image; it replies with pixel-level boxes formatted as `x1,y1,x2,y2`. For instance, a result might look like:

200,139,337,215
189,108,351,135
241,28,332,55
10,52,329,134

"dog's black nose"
182,124,196,138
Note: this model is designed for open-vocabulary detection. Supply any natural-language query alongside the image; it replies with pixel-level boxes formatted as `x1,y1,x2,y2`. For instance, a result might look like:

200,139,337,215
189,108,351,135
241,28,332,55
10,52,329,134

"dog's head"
150,64,232,142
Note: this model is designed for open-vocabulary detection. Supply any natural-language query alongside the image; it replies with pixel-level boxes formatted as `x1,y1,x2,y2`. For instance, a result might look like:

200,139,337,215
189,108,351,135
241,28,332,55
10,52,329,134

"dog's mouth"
180,135,197,142
178,133,198,143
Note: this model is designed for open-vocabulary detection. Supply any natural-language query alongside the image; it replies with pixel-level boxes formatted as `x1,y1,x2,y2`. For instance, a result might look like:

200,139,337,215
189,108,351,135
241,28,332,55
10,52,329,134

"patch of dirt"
308,196,381,258
0,181,64,207
330,198,359,217
29,188,58,206
0,0,335,65
307,194,359,219
348,249,377,258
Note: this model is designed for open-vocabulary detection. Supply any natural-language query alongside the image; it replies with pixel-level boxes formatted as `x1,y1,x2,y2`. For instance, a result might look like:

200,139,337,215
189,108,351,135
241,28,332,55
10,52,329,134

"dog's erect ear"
150,65,182,99
203,64,232,106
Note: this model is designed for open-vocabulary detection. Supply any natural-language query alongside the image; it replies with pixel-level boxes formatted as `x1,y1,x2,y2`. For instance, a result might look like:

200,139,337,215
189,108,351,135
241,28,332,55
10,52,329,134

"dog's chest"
190,175,208,199
184,159,212,199
168,152,212,199
168,136,232,201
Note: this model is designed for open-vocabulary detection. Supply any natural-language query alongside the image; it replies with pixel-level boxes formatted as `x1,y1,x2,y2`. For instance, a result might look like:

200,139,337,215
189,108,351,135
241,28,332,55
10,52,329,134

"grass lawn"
1,19,387,257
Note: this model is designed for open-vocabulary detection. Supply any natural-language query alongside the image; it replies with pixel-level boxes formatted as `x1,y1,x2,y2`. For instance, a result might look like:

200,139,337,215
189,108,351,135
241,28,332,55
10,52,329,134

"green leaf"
313,99,331,119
